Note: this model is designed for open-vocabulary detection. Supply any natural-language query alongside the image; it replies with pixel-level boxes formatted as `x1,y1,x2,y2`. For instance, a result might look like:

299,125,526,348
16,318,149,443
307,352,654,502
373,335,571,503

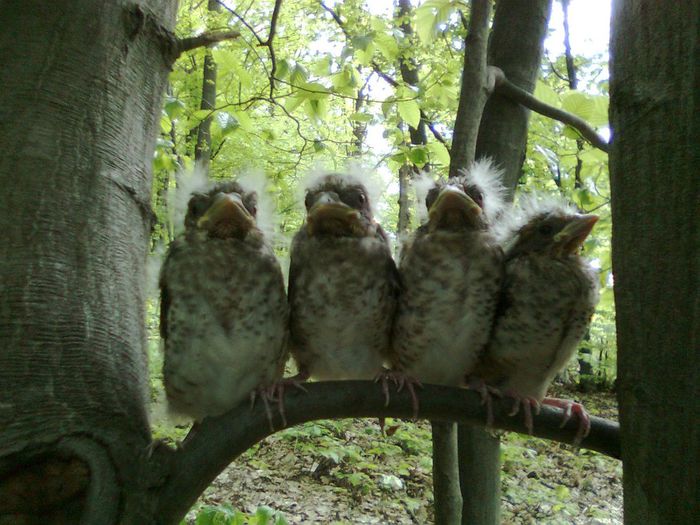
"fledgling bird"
391,160,504,400
288,172,399,382
474,195,600,442
160,179,288,422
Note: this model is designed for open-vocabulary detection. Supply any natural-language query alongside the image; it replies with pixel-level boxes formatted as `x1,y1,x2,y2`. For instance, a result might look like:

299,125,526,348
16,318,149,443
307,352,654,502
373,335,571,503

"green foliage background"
150,2,618,520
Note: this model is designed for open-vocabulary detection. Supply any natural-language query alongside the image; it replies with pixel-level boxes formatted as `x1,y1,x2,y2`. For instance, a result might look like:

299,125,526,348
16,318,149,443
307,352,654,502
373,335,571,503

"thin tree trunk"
0,1,177,522
396,0,428,235
442,1,492,522
460,1,553,524
194,0,221,169
609,1,699,523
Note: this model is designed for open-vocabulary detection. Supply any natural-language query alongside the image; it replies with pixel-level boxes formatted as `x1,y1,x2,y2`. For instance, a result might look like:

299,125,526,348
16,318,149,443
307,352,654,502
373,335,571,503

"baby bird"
475,195,599,442
391,160,504,395
160,180,288,422
288,173,399,381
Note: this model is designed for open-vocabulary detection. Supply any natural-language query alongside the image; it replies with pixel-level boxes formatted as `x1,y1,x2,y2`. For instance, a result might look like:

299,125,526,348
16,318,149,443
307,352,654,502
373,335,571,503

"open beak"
428,186,482,231
555,214,599,254
197,192,254,238
306,193,364,237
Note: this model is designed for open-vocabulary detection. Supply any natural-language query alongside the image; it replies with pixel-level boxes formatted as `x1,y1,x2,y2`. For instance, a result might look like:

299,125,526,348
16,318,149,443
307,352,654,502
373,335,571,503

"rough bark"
0,1,177,522
460,1,552,524
609,1,700,523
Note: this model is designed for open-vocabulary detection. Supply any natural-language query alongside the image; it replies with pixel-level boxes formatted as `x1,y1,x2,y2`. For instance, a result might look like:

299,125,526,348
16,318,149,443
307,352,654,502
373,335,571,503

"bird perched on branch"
288,172,399,383
391,159,504,405
475,195,600,442
160,179,288,423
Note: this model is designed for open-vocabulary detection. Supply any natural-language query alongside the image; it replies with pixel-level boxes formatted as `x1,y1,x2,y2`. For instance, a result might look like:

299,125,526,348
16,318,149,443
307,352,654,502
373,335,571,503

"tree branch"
153,381,620,524
175,30,241,56
490,67,610,152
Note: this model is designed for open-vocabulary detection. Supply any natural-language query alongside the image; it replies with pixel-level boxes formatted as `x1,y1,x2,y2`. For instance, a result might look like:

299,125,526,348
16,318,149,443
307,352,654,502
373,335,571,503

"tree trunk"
461,1,552,524
475,0,553,191
194,0,221,169
609,1,700,523
0,1,176,522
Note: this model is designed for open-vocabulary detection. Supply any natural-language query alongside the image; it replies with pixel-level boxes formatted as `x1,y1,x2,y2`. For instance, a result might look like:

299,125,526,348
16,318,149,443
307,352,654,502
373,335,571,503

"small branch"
264,0,284,96
153,381,620,524
490,67,610,152
175,30,241,56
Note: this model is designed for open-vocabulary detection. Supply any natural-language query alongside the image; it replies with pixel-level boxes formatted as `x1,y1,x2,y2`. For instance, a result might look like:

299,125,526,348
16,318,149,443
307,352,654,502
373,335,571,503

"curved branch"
490,67,610,152
153,381,620,524
175,30,241,56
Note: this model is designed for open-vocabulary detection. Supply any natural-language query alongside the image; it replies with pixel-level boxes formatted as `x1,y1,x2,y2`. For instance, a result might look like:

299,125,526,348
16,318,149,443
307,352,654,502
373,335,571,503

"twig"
175,30,241,55
490,67,610,152
153,381,620,525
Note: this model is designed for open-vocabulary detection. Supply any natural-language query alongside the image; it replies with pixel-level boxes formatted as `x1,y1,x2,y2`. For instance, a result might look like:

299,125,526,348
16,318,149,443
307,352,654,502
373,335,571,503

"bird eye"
473,191,484,207
538,224,554,235
356,192,366,206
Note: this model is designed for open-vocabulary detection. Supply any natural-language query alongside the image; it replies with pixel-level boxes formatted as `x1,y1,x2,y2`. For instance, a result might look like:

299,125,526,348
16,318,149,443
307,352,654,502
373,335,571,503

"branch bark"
490,67,609,153
176,30,241,55
153,381,620,524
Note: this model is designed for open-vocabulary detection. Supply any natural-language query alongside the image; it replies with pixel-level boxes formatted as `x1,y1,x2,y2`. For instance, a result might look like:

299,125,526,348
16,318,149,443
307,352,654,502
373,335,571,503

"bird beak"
554,214,599,254
197,192,254,238
306,192,364,237
428,186,482,231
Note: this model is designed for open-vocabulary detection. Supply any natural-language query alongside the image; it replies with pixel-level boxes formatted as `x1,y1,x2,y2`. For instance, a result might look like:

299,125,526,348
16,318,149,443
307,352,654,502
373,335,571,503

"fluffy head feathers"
414,158,506,226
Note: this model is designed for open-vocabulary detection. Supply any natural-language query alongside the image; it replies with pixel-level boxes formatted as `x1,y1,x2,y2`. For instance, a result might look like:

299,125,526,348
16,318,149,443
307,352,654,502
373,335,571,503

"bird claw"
249,387,275,432
505,391,540,435
542,397,591,446
465,376,502,427
267,375,309,429
374,369,422,419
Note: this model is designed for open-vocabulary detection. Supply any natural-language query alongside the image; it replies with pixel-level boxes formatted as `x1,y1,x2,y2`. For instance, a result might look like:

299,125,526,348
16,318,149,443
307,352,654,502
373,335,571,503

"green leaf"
534,80,561,108
232,110,253,132
193,109,213,121
348,112,373,123
217,113,239,136
397,99,421,129
428,141,451,166
562,91,609,126
285,95,306,113
290,64,308,86
374,32,399,62
276,58,292,80
164,97,185,119
409,146,429,167
381,99,395,118
415,0,453,44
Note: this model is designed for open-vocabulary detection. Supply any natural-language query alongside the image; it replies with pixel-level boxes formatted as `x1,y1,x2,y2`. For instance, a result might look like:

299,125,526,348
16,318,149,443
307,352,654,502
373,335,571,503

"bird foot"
504,391,541,435
542,397,591,445
373,369,422,419
465,376,502,427
267,375,309,429
249,386,277,432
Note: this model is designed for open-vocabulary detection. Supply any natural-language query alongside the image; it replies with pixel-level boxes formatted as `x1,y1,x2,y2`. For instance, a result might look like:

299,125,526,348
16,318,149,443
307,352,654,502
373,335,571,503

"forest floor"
153,384,622,525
